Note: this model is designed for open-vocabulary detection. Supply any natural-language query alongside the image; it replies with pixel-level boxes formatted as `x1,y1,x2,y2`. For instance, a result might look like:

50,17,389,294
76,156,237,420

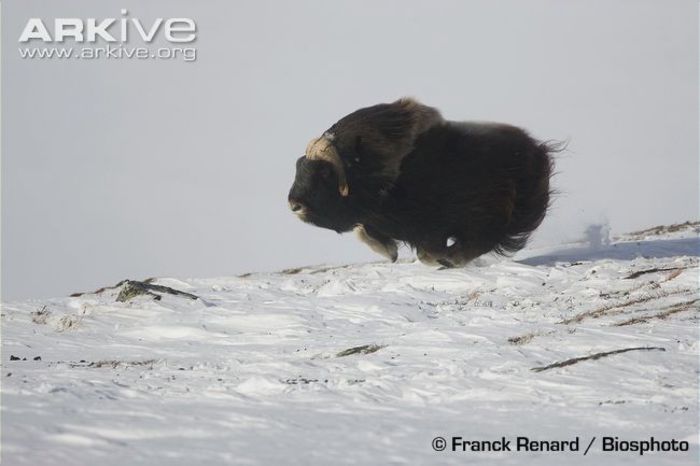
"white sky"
2,0,698,300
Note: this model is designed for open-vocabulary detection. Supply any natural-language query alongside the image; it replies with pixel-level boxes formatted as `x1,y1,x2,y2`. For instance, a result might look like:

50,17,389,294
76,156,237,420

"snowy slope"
2,222,699,465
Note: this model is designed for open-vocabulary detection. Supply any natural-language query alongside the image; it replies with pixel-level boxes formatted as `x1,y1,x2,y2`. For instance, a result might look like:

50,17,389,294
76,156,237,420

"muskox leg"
354,225,398,262
416,238,452,267
416,247,442,266
442,242,491,268
417,238,486,268
418,249,460,268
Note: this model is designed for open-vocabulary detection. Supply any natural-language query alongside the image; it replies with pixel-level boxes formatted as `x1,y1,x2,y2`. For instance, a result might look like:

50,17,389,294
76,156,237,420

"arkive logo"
19,9,196,43
17,9,198,62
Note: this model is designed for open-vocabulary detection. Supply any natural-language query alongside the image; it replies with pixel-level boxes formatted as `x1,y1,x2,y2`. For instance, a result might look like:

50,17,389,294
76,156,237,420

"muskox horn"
305,133,349,197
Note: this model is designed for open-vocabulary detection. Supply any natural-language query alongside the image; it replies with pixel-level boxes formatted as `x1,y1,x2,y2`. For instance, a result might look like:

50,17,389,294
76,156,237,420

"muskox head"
287,132,357,233
288,98,443,234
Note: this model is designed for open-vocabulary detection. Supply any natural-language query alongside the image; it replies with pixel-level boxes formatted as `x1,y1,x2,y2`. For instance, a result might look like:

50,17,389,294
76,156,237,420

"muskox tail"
494,140,562,255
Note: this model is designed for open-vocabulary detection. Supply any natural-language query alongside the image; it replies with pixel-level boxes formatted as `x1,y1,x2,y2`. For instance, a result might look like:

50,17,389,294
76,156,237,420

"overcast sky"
2,0,698,301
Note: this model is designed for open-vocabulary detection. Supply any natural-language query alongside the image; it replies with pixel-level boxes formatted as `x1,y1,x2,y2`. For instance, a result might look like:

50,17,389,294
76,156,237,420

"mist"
3,0,698,300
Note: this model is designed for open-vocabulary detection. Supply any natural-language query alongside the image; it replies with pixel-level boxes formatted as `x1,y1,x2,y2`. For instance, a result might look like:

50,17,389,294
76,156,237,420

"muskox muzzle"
287,154,356,233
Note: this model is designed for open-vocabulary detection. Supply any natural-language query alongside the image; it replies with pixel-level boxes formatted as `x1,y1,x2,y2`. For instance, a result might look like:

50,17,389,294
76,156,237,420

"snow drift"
2,222,699,465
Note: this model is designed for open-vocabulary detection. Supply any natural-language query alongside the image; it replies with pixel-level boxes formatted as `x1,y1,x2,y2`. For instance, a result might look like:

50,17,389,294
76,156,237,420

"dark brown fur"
288,98,556,267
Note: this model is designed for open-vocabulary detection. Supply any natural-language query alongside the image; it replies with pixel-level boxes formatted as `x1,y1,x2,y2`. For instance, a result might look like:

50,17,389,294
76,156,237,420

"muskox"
288,98,556,267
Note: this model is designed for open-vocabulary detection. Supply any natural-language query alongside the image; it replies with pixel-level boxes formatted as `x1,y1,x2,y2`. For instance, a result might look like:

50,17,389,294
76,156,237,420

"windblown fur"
288,98,556,267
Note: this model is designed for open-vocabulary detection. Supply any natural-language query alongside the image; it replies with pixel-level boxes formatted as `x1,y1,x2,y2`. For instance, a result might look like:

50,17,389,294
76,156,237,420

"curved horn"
305,134,349,196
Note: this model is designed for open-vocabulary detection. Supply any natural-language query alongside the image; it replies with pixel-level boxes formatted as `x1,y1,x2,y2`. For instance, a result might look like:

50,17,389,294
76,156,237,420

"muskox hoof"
437,259,456,269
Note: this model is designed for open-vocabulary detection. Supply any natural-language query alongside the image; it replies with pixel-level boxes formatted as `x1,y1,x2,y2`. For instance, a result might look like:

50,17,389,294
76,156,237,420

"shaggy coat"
288,98,555,267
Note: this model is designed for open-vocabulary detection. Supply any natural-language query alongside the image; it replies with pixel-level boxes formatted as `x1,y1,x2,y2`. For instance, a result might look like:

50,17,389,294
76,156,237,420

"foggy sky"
2,0,698,300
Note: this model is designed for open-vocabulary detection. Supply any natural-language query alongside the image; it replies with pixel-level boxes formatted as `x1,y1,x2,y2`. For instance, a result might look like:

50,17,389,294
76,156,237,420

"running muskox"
287,98,556,267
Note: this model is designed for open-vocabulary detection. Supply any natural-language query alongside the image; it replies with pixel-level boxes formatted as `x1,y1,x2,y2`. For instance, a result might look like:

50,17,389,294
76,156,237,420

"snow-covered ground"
2,222,699,465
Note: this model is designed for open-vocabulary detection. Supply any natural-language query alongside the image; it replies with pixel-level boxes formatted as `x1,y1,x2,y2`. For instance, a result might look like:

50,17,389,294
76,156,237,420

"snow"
2,223,699,465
